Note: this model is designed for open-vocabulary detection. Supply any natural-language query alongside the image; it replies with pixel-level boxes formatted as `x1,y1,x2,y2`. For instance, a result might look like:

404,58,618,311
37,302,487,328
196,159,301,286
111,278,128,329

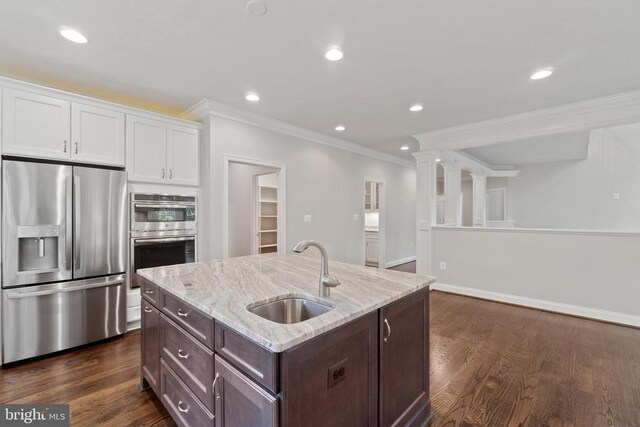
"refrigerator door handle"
74,174,81,273
4,277,125,299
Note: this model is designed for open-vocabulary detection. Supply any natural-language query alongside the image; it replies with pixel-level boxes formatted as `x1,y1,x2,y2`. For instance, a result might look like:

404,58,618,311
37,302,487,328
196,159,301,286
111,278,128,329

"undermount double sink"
248,296,334,324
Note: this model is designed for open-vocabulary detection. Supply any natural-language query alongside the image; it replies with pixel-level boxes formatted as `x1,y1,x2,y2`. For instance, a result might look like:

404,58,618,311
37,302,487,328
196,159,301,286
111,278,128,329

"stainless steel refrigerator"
2,159,127,363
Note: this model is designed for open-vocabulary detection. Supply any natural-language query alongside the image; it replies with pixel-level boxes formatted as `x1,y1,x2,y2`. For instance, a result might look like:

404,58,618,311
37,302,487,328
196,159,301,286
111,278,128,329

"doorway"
223,155,286,258
364,178,385,268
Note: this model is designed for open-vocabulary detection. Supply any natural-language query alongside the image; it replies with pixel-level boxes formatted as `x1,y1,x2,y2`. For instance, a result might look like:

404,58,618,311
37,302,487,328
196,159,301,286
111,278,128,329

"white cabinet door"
126,115,167,183
2,88,71,160
167,124,199,186
71,103,125,166
365,236,379,263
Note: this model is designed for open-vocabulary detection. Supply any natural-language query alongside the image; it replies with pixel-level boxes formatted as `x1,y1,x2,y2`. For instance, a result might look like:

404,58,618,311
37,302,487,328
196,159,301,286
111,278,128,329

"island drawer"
161,314,215,412
140,277,160,307
160,360,214,427
215,321,279,393
161,291,214,350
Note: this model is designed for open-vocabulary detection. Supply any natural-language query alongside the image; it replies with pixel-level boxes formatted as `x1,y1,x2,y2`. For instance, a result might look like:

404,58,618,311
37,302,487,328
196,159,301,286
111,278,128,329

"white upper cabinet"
71,103,125,166
126,115,168,184
127,116,200,186
167,124,199,186
2,88,71,160
1,81,200,185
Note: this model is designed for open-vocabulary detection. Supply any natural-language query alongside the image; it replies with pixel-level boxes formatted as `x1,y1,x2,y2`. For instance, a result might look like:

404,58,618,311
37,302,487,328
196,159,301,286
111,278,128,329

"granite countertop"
137,253,434,353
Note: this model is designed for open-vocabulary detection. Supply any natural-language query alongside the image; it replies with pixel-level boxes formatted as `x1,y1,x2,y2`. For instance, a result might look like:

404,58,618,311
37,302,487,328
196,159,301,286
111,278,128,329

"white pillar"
470,173,487,227
412,151,439,275
441,162,462,226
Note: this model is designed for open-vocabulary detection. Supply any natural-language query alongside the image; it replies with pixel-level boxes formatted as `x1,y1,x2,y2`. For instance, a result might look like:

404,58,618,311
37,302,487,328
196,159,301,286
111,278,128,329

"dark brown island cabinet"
140,277,431,427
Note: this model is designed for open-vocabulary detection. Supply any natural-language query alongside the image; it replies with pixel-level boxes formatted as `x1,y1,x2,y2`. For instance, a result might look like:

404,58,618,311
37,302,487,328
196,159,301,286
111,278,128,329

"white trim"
431,282,640,328
440,150,519,177
0,74,202,128
385,256,417,269
414,90,640,151
186,99,413,167
432,225,640,237
223,154,287,258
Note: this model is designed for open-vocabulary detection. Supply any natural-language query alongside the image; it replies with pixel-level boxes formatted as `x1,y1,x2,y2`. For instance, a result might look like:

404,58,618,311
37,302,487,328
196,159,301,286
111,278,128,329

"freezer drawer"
2,275,126,364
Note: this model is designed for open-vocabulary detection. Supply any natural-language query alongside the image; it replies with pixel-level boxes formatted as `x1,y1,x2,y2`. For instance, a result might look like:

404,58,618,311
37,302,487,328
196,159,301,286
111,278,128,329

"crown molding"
413,90,640,151
436,150,519,177
185,99,414,167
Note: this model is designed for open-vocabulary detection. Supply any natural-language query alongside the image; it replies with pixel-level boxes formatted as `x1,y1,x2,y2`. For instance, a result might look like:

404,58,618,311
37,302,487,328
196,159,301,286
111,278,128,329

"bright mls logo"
0,404,69,426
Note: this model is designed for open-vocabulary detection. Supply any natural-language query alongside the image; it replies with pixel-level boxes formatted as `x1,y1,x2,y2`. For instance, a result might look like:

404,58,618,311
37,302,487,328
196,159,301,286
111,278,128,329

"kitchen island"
137,253,434,426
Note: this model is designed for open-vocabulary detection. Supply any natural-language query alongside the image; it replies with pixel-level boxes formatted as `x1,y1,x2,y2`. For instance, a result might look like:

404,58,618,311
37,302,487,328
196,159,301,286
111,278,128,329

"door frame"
363,177,386,269
222,154,286,258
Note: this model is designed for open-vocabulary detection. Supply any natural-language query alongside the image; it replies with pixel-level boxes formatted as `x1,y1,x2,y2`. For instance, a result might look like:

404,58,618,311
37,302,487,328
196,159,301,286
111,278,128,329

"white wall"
227,163,255,257
461,179,472,226
200,114,416,266
432,227,640,325
506,124,640,230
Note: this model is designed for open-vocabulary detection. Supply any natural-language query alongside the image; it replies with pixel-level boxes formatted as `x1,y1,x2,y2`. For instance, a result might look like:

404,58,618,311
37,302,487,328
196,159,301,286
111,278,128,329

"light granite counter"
137,253,434,352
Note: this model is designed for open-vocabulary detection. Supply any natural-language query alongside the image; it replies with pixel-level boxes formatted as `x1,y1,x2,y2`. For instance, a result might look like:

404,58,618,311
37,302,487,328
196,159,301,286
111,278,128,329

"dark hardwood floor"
0,331,175,427
1,291,638,426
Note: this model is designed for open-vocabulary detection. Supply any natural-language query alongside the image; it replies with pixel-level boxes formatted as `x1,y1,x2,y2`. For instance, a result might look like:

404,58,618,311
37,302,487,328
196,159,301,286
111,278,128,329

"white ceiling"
1,0,639,160
462,132,591,166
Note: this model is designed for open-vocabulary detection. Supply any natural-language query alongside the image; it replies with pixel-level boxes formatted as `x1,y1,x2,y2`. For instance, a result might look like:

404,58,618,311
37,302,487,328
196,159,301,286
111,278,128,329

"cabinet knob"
161,168,165,179
177,401,190,413
169,169,173,179
145,288,154,294
177,308,189,317
75,141,79,154
144,306,152,313
177,348,189,359
63,140,67,153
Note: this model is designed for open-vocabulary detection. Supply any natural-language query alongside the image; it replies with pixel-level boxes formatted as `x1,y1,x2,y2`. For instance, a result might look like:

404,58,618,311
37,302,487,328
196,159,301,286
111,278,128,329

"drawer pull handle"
212,373,221,400
177,349,189,359
383,318,391,343
177,308,189,317
177,401,189,413
144,306,152,313
145,288,154,294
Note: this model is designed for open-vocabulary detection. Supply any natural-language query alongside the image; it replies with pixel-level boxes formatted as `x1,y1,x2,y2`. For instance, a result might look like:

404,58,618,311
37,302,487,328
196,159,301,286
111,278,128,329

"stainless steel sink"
248,297,333,324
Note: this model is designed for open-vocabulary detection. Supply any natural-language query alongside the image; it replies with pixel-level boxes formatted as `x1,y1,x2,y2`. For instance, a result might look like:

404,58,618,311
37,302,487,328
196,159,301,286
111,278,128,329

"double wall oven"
130,194,197,288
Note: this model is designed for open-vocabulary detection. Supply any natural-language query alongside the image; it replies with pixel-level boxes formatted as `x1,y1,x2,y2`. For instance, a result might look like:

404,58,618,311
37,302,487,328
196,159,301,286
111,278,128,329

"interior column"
471,173,487,227
412,151,439,275
441,162,462,226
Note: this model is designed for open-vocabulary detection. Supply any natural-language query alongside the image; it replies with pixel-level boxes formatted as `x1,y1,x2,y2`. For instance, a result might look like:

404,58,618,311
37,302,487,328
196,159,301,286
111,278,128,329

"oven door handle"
133,203,196,209
134,237,196,245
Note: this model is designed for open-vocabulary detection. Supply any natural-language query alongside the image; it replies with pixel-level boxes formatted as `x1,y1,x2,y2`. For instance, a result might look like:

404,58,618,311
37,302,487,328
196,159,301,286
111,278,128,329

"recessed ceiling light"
59,27,87,44
409,104,423,112
400,146,410,151
245,92,260,102
246,0,267,15
435,158,441,162
334,124,346,131
530,69,553,80
325,48,344,61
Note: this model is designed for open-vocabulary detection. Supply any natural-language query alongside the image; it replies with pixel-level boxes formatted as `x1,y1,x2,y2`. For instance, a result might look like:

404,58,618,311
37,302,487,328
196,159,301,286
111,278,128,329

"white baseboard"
385,256,416,268
431,282,640,327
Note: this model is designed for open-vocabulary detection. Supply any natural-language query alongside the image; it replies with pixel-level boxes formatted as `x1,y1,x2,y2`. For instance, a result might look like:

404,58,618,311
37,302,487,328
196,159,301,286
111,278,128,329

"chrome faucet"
292,240,340,297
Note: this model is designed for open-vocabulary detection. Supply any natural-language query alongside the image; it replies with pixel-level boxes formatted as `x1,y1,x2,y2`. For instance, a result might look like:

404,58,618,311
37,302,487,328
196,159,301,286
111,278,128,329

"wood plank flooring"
0,332,175,426
1,291,638,426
